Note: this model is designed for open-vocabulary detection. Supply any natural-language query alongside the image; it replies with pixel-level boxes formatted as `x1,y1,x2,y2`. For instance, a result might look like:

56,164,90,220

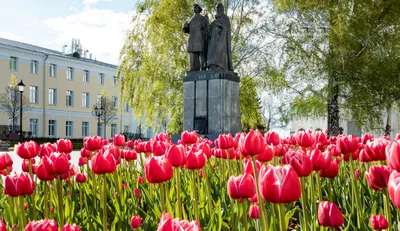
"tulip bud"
215,134,234,149
319,158,339,178
57,139,73,153
295,130,315,148
388,170,400,208
355,169,360,179
239,130,265,156
50,208,54,213
337,135,359,155
181,131,198,145
80,148,91,158
366,165,390,191
185,147,206,170
76,173,86,183
113,134,126,147
92,149,117,175
61,223,81,231
78,157,87,166
15,141,39,159
265,131,280,146
24,203,28,210
165,144,186,167
0,220,6,231
134,188,142,197
249,204,260,219
318,201,344,227
130,216,142,229
122,183,127,189
145,156,173,184
138,177,144,184
114,192,119,198
227,174,256,200
370,214,388,231
84,136,102,151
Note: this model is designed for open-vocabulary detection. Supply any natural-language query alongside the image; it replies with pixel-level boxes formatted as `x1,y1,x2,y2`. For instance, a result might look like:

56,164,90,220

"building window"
112,96,117,109
111,124,117,137
66,90,74,106
83,70,89,82
82,92,90,108
29,119,38,137
48,120,56,136
113,76,117,87
124,102,130,112
29,86,38,104
99,73,104,85
9,57,18,71
49,88,57,105
66,121,73,137
50,64,56,77
124,125,129,133
97,94,102,104
31,60,38,74
67,67,74,80
82,121,89,137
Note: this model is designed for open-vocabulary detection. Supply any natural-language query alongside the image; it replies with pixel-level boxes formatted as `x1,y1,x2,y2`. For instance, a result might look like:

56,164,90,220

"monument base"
183,71,242,135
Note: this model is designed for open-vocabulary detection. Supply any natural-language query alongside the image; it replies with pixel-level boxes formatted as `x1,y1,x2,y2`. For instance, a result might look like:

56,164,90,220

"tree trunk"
327,71,340,137
385,105,391,138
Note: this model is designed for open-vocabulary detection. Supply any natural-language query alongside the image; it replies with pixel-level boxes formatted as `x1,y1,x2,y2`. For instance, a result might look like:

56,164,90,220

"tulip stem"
80,185,83,224
242,201,248,231
19,196,26,229
300,177,310,231
44,181,49,218
160,183,166,212
175,168,183,218
8,197,15,226
28,159,37,219
205,163,213,215
328,179,333,202
349,156,361,227
251,156,268,231
316,174,323,203
103,174,108,231
192,170,199,221
278,203,286,231
56,175,64,226
226,149,231,177
384,189,392,231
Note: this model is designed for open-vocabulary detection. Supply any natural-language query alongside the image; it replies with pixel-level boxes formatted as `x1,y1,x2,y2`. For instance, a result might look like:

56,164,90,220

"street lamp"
94,104,104,137
17,80,25,141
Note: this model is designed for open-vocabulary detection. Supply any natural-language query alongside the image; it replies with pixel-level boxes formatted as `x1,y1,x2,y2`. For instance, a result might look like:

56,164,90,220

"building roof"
0,37,117,69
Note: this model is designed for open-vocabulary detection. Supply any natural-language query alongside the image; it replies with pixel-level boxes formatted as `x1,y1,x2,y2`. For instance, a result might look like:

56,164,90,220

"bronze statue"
182,4,209,71
207,3,233,71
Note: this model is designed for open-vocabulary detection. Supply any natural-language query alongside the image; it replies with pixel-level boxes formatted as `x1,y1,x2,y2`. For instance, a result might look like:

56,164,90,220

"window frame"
82,121,89,137
83,70,90,82
29,118,39,137
48,120,57,137
66,121,73,137
49,88,57,105
99,73,104,85
66,90,74,107
49,64,56,77
82,92,90,108
29,86,39,104
9,57,18,71
67,67,74,80
31,60,38,74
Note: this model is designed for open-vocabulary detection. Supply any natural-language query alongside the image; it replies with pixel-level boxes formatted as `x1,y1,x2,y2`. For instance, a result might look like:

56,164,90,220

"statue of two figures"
182,3,233,72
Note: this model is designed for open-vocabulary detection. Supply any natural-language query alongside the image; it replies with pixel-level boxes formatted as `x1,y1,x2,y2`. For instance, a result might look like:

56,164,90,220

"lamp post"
17,80,25,142
94,104,104,137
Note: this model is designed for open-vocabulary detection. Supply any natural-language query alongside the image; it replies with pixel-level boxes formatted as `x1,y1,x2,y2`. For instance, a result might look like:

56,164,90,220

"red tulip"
362,139,388,162
92,149,117,175
84,136,102,151
256,145,274,163
386,141,400,172
157,212,174,231
113,134,125,147
249,204,260,219
4,172,35,197
138,177,144,184
295,130,315,148
165,144,186,167
78,157,87,166
239,130,265,156
102,139,110,146
134,188,142,197
145,156,173,183
244,158,261,176
155,133,171,143
36,163,56,181
0,220,6,231
310,149,331,171
215,134,234,149
24,219,58,231
227,174,256,199
80,148,90,158
57,139,73,153
198,142,212,159
318,201,344,227
388,170,400,208
213,148,227,159
130,216,142,230
122,148,138,161
258,164,301,203
76,173,86,183
0,153,13,170
152,140,167,156
355,169,360,179
361,133,374,144
282,150,312,177
16,141,39,159
337,135,359,154
49,152,70,175
265,131,280,146
185,147,206,170
39,143,57,157
319,158,339,178
61,224,81,231
314,131,328,146
366,166,390,191
370,214,388,230
22,159,36,173
102,144,121,165
181,131,198,145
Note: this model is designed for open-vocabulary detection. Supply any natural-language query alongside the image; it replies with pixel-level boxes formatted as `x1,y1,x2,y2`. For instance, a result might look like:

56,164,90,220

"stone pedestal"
183,71,242,135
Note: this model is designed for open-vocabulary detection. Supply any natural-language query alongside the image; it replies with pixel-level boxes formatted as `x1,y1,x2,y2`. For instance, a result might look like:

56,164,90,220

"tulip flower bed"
1,130,400,230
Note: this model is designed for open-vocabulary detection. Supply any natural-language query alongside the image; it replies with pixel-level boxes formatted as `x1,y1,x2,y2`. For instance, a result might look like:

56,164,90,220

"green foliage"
119,0,270,134
240,77,265,132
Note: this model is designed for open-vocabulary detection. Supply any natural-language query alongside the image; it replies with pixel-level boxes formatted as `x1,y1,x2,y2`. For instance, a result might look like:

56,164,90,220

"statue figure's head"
193,4,202,14
216,3,224,15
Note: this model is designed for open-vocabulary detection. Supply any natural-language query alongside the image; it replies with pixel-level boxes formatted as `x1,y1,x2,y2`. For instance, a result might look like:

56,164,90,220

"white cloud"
43,8,132,65
0,32,23,41
83,0,113,5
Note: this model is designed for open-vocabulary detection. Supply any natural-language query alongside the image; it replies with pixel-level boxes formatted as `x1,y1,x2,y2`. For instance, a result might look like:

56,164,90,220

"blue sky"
0,0,137,64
